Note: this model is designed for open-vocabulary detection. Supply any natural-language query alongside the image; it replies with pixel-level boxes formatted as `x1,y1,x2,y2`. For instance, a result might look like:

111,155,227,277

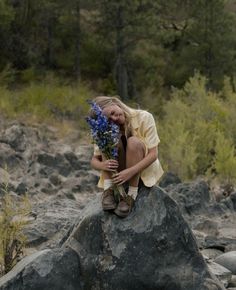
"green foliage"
0,64,16,86
1,0,236,97
159,72,236,185
0,182,31,275
0,86,16,118
158,0,236,90
207,132,236,187
0,0,14,27
0,76,93,128
159,97,198,179
221,77,236,143
192,0,236,89
160,120,198,179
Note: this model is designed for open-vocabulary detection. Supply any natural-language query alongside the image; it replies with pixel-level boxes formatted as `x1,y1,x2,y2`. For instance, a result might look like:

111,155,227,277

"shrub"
159,72,236,186
207,132,236,187
0,76,93,130
0,182,31,276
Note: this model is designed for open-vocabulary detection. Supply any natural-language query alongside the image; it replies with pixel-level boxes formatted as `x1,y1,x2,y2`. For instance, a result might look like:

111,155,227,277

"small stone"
229,275,236,287
215,251,236,274
207,260,232,287
16,182,28,195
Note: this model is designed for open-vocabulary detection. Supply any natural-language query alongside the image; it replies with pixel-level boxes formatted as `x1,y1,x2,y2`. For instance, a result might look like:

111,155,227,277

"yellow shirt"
94,109,164,188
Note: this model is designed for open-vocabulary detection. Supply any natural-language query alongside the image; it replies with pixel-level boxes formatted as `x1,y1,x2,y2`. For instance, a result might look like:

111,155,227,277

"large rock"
215,252,236,274
166,180,211,215
207,260,232,287
67,185,224,290
0,186,225,290
24,194,82,249
229,275,236,287
230,192,236,211
0,121,97,202
0,143,22,171
163,180,236,252
159,172,181,188
0,248,80,290
0,125,27,152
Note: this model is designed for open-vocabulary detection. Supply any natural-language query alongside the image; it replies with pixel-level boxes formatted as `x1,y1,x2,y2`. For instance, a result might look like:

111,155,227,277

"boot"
102,188,117,210
114,196,134,218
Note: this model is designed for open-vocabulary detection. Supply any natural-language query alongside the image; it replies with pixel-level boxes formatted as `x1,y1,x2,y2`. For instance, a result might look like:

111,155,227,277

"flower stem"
111,170,127,202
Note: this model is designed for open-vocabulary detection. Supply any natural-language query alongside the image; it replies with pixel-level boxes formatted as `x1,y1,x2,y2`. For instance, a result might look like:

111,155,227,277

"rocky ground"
0,118,99,252
0,118,236,289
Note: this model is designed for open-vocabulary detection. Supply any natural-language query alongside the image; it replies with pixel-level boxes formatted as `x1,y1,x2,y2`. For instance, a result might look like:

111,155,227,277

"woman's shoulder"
130,109,153,118
130,109,155,129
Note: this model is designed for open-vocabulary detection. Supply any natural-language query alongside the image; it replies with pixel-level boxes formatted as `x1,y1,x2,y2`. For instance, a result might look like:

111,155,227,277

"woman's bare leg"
126,136,145,187
114,136,145,217
102,137,126,180
102,137,126,210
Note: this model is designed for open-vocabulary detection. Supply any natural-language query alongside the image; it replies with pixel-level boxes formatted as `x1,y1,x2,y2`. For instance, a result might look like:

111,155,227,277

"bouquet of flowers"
86,101,126,201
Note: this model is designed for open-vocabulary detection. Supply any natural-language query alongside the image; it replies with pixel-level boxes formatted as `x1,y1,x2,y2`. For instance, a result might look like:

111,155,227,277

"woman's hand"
112,167,136,185
102,159,119,172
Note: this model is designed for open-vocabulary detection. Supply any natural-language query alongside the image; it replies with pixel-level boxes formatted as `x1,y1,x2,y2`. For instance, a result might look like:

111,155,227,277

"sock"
128,186,138,200
104,179,113,190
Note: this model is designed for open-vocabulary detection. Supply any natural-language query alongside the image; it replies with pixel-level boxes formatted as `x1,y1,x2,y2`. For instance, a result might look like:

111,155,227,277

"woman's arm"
132,146,158,174
113,146,158,185
91,155,118,172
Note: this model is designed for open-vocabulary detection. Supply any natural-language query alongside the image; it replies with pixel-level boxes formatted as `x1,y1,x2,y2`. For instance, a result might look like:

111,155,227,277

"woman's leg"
126,136,145,186
101,137,126,210
102,136,126,180
114,137,145,217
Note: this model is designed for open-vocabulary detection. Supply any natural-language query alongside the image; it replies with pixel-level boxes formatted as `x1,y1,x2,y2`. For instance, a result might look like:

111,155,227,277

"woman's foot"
102,188,117,210
114,196,134,218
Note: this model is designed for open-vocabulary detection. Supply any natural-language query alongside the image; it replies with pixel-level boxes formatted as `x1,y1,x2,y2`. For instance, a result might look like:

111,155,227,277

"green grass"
0,78,93,130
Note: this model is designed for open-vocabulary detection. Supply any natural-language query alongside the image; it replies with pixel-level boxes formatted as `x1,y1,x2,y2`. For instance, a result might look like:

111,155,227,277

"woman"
90,96,164,217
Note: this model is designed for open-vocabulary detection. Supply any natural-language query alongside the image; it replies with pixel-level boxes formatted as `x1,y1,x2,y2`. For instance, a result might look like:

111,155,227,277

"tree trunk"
75,0,81,81
46,19,53,68
115,5,128,100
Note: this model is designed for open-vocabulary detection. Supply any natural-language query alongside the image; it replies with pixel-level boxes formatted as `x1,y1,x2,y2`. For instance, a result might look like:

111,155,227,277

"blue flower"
86,102,120,159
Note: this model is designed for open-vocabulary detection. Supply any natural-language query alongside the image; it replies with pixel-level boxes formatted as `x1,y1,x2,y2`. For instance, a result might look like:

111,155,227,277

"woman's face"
102,104,125,125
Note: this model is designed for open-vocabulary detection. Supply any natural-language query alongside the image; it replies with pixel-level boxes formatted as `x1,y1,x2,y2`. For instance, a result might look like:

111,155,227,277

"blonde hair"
92,95,134,138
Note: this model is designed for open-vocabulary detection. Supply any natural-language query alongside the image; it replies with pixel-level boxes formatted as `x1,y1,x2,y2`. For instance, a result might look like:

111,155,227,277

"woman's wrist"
129,165,138,177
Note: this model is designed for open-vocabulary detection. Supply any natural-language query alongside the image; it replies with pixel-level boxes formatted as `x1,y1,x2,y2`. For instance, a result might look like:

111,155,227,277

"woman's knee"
127,136,145,154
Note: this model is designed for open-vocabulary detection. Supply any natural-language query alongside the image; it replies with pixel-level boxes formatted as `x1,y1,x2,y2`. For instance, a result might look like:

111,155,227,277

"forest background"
1,0,236,188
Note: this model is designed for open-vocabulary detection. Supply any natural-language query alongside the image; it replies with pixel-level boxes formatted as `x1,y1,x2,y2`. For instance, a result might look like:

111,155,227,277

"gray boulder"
0,143,22,171
166,180,211,215
0,185,225,290
201,249,224,260
230,192,236,211
159,172,181,188
163,180,236,252
0,248,80,290
215,251,236,274
0,125,27,152
207,260,232,287
66,185,224,290
24,194,81,249
229,275,236,287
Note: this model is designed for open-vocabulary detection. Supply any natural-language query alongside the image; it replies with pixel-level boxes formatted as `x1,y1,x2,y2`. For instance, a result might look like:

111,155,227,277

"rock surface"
229,275,236,287
0,121,98,250
215,252,236,275
0,248,80,290
163,179,236,252
0,122,98,200
66,185,223,290
1,119,236,289
207,260,232,288
0,185,225,290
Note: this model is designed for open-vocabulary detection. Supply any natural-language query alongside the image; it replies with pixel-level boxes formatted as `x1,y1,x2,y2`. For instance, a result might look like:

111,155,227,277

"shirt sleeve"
94,144,102,156
143,113,160,149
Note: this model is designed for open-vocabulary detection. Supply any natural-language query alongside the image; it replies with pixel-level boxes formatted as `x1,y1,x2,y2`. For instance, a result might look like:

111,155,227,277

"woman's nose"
111,115,119,122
